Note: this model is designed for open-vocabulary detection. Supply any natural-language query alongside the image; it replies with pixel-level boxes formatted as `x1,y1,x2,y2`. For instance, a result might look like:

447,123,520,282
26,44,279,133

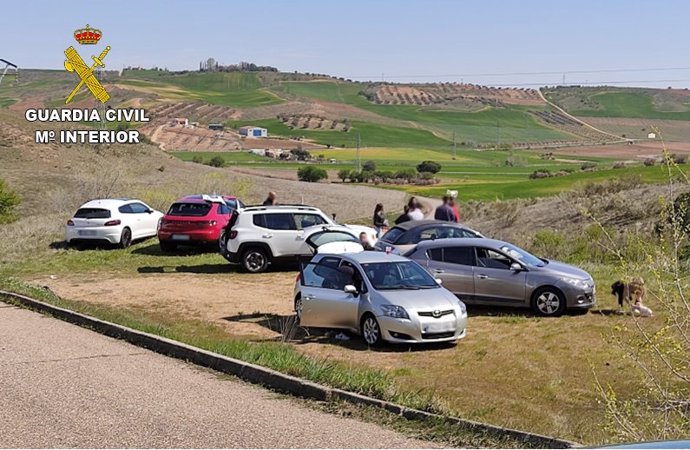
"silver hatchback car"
405,238,596,316
294,252,468,345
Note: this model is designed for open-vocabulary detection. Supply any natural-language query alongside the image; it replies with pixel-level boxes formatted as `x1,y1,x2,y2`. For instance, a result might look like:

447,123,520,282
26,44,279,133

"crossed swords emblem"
64,45,111,104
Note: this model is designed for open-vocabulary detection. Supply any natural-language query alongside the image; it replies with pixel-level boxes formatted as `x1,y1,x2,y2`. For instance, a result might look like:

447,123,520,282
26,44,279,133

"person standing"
434,195,457,222
359,232,375,251
373,203,386,237
448,190,460,222
394,205,411,225
407,197,424,221
262,191,277,206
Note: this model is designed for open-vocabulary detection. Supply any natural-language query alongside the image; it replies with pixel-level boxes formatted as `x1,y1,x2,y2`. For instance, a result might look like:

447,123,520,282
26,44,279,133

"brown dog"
611,277,652,316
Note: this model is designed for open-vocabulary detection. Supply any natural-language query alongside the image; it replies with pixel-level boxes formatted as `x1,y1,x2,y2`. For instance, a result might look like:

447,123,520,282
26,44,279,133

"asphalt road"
0,303,431,448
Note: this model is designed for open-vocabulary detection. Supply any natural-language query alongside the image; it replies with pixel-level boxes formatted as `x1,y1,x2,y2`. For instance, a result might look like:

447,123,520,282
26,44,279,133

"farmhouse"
172,117,188,126
239,126,268,138
648,132,657,139
208,123,224,131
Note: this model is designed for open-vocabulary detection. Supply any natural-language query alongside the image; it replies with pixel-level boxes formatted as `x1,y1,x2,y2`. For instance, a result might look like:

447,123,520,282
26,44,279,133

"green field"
119,71,283,107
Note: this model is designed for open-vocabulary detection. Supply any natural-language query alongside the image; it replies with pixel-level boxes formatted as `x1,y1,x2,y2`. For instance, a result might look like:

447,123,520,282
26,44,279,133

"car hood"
373,287,459,311
534,260,592,280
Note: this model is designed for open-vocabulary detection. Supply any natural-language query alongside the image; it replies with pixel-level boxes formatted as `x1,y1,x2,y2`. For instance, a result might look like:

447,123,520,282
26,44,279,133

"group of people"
372,190,462,238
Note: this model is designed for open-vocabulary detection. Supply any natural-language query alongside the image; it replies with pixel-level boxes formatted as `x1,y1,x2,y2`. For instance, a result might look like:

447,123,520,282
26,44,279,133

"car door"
129,202,157,237
472,247,526,305
293,213,328,255
299,259,360,329
253,213,298,257
425,246,475,303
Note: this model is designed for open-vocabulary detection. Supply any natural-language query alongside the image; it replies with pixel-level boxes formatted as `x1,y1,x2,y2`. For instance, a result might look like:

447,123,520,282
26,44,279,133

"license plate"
78,230,97,236
423,321,455,333
171,234,191,241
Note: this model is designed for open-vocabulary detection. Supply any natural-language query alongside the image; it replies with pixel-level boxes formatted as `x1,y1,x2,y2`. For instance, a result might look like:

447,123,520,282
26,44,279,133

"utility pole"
356,133,362,172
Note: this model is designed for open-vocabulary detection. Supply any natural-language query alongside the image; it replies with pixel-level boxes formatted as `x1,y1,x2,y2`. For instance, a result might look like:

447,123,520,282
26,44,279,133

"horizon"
2,0,690,88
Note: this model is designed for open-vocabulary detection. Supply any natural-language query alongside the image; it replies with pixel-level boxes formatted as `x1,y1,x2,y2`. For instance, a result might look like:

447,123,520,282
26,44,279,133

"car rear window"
167,203,212,217
74,208,111,219
380,226,404,243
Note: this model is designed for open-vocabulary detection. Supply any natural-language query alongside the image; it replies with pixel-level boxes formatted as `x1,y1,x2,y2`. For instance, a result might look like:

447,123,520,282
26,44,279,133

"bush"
297,166,328,182
291,148,311,161
416,160,441,174
529,169,552,179
644,158,656,166
394,168,417,181
580,162,597,171
671,153,687,164
207,156,225,168
0,179,20,224
362,160,377,172
337,169,351,182
612,161,626,169
191,155,204,164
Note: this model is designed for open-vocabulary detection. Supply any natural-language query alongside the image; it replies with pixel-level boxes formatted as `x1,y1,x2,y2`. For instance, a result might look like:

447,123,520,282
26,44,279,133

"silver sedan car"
405,238,596,316
294,252,468,345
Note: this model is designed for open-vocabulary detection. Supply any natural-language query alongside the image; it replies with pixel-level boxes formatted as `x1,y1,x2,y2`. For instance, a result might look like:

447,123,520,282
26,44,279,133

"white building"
239,126,268,138
648,132,656,139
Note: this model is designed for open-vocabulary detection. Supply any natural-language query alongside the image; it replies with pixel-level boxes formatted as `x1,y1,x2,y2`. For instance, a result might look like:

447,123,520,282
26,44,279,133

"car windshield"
379,227,404,243
499,243,545,267
361,261,439,290
74,208,110,219
167,203,212,217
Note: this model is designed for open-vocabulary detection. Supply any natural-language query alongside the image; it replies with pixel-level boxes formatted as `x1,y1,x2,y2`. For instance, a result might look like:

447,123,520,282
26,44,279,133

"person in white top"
407,197,424,221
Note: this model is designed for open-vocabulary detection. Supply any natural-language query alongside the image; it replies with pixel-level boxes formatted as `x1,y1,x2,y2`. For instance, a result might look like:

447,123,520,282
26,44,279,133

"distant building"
239,126,268,138
648,132,657,139
172,118,188,126
209,123,225,131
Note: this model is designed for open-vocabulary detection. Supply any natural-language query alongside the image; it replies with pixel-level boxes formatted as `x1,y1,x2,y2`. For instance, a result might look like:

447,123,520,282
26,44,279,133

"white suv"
219,205,376,273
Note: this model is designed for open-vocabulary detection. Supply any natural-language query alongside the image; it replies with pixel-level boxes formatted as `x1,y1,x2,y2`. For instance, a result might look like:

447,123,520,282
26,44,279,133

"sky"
2,0,690,88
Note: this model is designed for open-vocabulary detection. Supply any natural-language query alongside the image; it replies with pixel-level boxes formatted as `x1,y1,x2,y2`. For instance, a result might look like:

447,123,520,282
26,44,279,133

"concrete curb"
1,290,579,449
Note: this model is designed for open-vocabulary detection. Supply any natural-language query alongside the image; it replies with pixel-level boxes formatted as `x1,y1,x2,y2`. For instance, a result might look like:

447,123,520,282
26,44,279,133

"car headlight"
561,277,591,289
381,305,410,320
457,300,467,315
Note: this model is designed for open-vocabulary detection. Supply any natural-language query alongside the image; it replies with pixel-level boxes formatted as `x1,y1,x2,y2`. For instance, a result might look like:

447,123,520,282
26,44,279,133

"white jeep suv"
219,205,376,273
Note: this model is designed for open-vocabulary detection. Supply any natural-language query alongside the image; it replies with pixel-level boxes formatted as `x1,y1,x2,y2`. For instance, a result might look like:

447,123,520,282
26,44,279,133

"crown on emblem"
73,24,102,45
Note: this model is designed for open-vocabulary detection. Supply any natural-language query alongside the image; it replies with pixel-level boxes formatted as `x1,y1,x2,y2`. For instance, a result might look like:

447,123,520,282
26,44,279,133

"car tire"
119,227,132,249
360,314,382,346
294,296,302,324
531,287,566,317
241,247,269,273
159,241,177,252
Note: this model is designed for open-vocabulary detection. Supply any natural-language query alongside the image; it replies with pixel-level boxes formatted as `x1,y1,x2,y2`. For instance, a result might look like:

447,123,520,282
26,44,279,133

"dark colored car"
158,194,244,251
374,220,484,254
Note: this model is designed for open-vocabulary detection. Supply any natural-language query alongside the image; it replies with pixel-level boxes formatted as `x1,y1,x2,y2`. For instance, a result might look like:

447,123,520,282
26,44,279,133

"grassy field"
119,71,283,107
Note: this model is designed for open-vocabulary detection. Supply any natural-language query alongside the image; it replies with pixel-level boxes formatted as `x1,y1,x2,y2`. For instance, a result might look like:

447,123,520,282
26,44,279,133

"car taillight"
103,220,121,226
229,230,238,239
67,219,74,226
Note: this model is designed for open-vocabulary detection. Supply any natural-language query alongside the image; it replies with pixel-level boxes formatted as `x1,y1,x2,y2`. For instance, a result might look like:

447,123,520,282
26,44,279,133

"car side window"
339,261,367,294
294,213,326,230
118,204,133,214
217,203,231,215
319,257,342,268
475,248,512,270
129,203,150,214
418,227,442,242
302,263,350,290
428,248,444,262
254,213,295,230
444,246,474,266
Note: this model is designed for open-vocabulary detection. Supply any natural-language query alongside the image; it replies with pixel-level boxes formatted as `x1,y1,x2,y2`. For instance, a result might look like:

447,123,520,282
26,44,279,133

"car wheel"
241,247,269,273
119,227,132,249
532,287,566,317
159,241,177,252
361,314,382,346
294,296,302,323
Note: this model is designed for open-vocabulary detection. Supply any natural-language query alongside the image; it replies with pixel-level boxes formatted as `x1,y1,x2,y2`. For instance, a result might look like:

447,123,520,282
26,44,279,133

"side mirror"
344,285,358,295
435,278,443,285
147,209,154,214
510,262,524,272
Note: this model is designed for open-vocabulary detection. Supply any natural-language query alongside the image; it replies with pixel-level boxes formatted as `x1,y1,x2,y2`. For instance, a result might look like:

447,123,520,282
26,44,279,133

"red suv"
158,195,244,251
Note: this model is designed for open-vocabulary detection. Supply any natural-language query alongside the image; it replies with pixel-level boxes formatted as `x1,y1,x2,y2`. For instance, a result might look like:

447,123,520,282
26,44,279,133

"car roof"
317,251,410,264
242,205,323,213
177,194,237,203
392,220,471,231
78,198,137,209
413,237,507,249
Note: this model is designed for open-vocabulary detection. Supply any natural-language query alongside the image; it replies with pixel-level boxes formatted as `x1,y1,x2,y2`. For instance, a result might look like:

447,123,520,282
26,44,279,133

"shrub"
207,156,225,168
394,168,417,181
671,153,687,164
291,148,311,161
337,169,351,182
644,158,656,166
529,169,552,179
416,160,442,174
612,161,626,169
297,166,328,182
0,179,20,224
581,162,597,171
191,155,204,164
362,160,377,172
